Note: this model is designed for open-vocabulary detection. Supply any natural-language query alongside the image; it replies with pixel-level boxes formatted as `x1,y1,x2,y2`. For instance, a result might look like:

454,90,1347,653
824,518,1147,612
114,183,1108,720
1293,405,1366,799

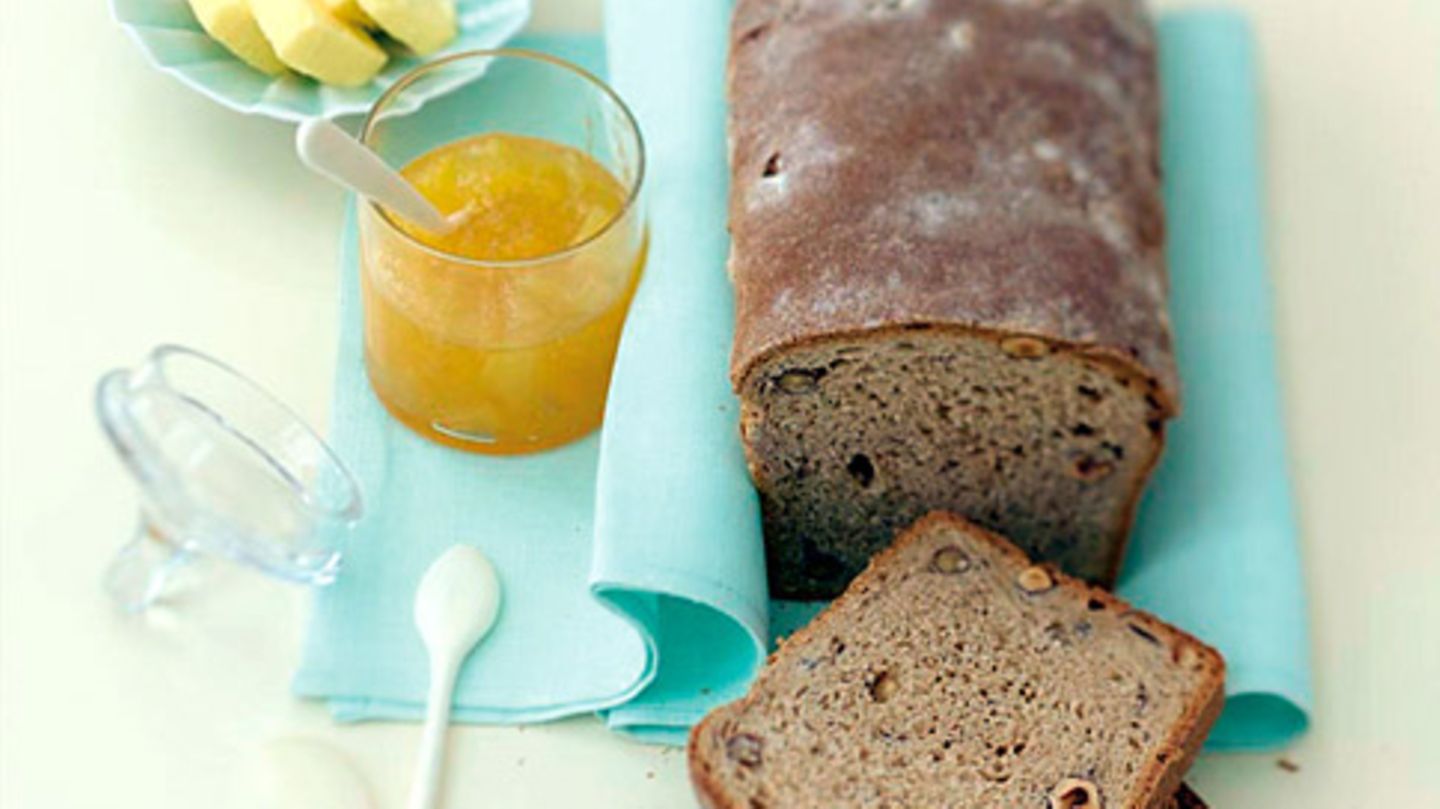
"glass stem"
104,515,188,613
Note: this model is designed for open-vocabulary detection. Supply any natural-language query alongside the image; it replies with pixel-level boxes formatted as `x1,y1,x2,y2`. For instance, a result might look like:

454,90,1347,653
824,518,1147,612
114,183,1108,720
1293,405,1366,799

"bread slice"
688,514,1224,809
727,0,1177,598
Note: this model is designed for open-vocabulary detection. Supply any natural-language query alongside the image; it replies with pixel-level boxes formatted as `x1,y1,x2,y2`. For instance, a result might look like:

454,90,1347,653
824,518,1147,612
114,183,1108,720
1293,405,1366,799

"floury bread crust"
727,0,1178,597
688,514,1225,809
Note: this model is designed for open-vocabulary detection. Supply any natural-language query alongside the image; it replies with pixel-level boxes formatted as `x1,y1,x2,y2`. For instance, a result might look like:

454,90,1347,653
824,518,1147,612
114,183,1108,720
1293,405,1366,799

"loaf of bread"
688,513,1225,809
727,0,1177,597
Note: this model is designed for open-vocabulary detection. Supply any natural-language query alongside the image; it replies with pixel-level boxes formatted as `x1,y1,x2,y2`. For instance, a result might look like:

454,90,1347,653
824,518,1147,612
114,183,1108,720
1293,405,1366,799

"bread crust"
726,0,1178,405
687,512,1226,809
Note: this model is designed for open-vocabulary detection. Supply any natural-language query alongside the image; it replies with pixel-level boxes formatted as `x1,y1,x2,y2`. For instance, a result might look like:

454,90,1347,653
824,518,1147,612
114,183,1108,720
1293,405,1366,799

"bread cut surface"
743,326,1168,597
689,514,1224,809
727,0,1178,597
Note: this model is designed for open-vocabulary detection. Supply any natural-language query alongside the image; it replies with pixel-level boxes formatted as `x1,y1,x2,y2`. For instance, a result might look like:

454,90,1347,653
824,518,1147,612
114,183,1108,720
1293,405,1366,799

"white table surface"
2,0,1437,806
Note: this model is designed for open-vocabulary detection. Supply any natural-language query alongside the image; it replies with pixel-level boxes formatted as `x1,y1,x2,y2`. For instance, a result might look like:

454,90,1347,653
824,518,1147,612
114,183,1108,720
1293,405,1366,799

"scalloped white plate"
112,0,531,122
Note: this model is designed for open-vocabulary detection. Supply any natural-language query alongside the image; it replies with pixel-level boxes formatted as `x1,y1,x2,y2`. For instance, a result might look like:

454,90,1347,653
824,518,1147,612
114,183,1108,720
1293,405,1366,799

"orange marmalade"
359,133,643,454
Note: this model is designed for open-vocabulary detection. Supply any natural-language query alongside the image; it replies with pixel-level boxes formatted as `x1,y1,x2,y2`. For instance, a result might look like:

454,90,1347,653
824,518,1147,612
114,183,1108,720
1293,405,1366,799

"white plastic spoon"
296,117,455,234
407,545,503,809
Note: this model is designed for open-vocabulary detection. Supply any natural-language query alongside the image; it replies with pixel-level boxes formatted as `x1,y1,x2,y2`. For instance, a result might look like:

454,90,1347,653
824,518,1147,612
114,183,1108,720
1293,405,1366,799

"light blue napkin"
294,16,768,744
297,7,1312,753
1119,9,1313,751
591,0,769,740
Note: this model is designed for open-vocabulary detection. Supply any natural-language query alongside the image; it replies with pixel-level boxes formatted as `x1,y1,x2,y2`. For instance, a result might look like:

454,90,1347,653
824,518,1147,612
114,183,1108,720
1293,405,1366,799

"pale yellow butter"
187,0,287,75
321,0,376,29
250,0,387,87
357,0,456,56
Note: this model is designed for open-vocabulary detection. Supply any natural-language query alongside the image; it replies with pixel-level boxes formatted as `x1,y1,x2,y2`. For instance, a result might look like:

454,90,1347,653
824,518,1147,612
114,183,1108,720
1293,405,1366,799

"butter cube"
187,0,287,75
357,0,456,56
250,0,387,87
321,0,376,29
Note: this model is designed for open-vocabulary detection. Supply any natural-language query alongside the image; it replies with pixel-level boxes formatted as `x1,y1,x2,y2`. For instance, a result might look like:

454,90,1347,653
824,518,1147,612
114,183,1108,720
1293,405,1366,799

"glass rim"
359,48,646,270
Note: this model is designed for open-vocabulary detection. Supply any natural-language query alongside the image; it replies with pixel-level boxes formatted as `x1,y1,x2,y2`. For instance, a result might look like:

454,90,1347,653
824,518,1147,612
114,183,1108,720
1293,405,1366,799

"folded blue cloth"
1121,9,1312,751
296,6,1311,753
592,0,769,740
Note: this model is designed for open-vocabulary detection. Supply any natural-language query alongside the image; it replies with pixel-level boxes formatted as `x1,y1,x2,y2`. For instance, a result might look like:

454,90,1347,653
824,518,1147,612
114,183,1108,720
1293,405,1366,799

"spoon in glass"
296,118,459,234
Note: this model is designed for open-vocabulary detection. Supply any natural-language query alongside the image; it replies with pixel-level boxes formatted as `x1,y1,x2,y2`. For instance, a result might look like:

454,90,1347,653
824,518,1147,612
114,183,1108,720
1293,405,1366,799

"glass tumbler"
358,50,646,454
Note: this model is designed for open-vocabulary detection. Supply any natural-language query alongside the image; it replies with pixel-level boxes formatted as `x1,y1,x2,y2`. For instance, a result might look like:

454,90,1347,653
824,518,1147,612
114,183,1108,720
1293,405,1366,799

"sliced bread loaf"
688,513,1224,809
728,0,1177,598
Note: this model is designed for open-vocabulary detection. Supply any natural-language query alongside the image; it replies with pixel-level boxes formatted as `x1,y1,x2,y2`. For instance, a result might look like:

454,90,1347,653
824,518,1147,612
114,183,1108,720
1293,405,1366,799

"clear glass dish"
96,345,363,612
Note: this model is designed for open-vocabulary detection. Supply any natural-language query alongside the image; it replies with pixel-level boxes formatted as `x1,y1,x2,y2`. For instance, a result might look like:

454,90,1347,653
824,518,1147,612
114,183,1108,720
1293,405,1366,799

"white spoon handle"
296,118,451,233
406,654,460,809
